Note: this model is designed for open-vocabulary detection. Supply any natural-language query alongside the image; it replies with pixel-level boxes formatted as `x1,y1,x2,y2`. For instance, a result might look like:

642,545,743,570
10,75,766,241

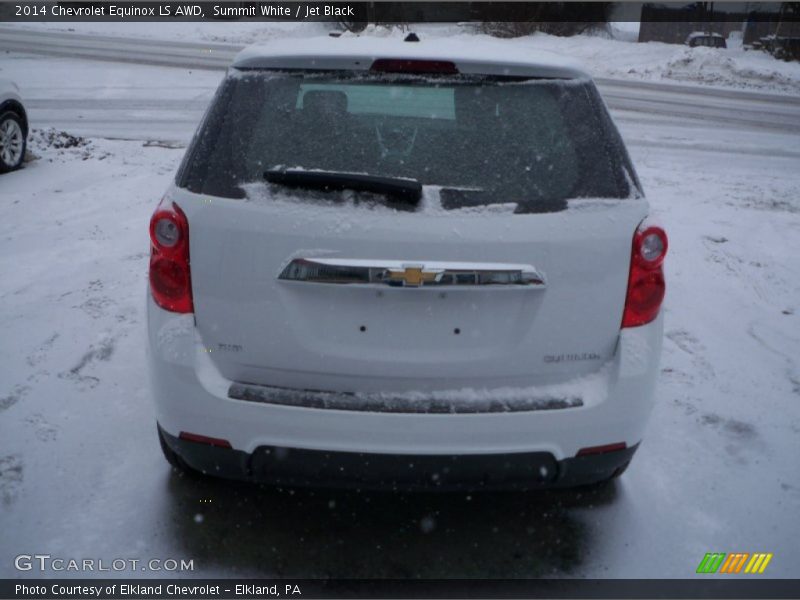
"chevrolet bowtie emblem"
385,264,442,287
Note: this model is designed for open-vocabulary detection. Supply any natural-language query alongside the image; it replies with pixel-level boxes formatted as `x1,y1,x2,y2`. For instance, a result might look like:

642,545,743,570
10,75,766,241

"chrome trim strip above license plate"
279,258,546,288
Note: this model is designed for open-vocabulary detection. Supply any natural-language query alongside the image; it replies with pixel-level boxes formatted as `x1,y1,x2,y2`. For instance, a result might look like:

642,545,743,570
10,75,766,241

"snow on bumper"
147,296,662,460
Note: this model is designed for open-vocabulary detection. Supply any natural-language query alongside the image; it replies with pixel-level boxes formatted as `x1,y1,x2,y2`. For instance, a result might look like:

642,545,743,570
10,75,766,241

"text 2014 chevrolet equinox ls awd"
147,36,668,490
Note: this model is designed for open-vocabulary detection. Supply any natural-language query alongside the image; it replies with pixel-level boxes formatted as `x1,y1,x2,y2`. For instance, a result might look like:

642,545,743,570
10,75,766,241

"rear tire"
0,111,26,173
158,426,202,477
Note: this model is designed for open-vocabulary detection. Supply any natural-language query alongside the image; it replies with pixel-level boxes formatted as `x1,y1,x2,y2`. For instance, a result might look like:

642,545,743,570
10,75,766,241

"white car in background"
147,36,668,490
0,79,28,173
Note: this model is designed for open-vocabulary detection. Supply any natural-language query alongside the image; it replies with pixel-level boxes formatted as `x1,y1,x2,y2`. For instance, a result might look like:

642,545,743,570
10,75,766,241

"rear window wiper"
264,168,422,205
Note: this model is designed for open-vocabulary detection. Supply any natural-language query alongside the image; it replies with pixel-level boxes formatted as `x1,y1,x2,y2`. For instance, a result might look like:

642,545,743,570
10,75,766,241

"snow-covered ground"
516,30,800,94
0,52,223,141
3,49,798,151
1,29,799,578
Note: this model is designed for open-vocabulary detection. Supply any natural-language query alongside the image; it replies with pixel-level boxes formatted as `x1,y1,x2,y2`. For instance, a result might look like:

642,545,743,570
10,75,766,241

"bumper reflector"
576,442,627,457
179,431,232,449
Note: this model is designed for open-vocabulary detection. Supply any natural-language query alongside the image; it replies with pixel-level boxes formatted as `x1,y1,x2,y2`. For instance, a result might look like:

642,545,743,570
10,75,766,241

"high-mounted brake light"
622,223,668,328
149,201,193,313
370,59,459,74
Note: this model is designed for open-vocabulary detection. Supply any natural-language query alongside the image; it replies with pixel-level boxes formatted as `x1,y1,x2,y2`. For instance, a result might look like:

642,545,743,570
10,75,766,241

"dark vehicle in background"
685,31,727,48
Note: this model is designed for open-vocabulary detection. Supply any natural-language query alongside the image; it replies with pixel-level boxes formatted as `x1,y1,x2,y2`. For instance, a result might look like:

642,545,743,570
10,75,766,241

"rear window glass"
178,70,641,213
297,83,457,119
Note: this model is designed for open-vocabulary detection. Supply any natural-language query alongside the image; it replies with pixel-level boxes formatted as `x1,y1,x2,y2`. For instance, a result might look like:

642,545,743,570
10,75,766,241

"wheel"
158,426,202,477
0,111,26,173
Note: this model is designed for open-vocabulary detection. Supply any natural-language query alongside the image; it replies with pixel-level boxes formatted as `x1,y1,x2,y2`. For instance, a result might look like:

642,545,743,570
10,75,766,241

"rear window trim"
230,66,573,85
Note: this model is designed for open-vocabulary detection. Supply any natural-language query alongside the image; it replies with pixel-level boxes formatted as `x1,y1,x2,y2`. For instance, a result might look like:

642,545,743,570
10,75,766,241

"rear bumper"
159,424,638,490
148,295,662,475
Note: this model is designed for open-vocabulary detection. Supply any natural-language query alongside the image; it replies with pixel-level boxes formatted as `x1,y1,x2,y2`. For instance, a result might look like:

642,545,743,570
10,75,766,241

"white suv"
0,79,28,173
147,36,667,490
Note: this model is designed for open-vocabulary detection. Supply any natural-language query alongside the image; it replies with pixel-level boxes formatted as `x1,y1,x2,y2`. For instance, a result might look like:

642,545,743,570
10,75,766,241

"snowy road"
1,29,800,579
3,25,800,141
0,25,240,70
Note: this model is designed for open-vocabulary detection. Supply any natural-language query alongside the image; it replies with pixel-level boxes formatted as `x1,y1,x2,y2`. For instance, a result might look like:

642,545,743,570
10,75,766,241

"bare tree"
480,2,614,38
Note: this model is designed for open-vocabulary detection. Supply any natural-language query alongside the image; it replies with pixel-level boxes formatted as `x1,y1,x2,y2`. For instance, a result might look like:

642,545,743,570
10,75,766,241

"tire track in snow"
0,454,23,505
58,335,116,389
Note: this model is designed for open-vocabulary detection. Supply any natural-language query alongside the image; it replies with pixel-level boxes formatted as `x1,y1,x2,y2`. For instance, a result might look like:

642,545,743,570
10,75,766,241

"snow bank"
416,26,800,94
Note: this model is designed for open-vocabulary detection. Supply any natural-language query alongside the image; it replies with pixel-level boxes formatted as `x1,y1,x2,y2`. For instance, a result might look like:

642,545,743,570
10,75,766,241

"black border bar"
4,579,800,599
2,2,798,23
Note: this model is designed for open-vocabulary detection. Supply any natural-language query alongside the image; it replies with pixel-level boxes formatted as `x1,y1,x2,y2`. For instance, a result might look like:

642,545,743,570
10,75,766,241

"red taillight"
179,431,232,449
622,224,668,328
149,202,193,313
370,59,459,74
